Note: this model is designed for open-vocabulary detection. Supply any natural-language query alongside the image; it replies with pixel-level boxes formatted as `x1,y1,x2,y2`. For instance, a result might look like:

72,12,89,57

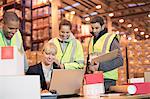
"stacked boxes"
117,39,150,84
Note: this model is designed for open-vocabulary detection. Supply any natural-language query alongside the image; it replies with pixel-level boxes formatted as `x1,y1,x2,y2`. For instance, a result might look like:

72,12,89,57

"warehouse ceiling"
60,0,150,40
1,0,149,40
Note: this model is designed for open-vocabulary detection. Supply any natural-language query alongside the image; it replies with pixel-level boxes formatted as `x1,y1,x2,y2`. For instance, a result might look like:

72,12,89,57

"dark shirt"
26,62,60,90
93,28,108,45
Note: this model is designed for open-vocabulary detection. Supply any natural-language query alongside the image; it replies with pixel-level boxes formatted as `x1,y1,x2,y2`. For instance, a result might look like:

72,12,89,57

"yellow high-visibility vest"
0,29,23,52
89,33,118,80
50,38,84,69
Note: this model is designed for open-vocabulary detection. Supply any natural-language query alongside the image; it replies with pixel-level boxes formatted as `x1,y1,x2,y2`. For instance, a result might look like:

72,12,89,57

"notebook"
49,69,85,96
0,76,41,99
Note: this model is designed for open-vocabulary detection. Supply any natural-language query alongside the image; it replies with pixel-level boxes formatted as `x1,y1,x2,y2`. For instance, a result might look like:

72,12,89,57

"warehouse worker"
0,11,28,72
26,42,60,91
87,16,123,92
49,19,84,69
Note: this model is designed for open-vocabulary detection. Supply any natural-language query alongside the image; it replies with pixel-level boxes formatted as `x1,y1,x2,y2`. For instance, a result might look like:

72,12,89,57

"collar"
42,62,53,70
58,39,69,43
58,33,75,43
93,28,108,44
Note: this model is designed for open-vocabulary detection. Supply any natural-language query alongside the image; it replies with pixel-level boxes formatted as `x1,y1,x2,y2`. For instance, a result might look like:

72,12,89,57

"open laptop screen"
49,69,84,96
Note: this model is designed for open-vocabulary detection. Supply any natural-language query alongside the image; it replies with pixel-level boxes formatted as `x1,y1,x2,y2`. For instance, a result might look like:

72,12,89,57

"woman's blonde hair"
42,42,57,54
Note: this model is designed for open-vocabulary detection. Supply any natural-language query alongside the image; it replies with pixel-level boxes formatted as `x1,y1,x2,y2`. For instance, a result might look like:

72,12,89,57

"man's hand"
53,58,60,66
59,64,64,69
53,58,64,69
88,62,99,72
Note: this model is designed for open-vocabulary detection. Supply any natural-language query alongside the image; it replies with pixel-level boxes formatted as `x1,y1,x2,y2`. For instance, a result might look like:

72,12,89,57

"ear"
1,20,4,24
101,24,105,30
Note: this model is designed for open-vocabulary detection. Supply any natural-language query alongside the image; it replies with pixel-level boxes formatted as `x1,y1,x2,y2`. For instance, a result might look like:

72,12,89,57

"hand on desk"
41,89,49,93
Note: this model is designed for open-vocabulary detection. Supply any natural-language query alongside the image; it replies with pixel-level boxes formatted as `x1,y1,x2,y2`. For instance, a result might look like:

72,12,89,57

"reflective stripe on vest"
52,38,76,64
89,33,118,80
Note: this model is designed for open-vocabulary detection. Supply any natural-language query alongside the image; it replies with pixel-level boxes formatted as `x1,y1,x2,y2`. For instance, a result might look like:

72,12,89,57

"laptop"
0,75,41,99
49,69,85,96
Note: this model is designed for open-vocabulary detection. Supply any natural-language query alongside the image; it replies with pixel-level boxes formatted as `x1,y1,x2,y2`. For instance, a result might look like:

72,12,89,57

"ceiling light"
123,34,126,38
43,0,48,3
119,19,124,23
116,31,119,34
96,5,102,9
148,14,150,18
134,28,138,32
127,24,132,28
145,35,149,38
108,13,114,17
128,36,132,40
90,12,98,16
85,17,90,21
71,11,75,14
133,39,137,42
85,8,89,11
140,32,145,35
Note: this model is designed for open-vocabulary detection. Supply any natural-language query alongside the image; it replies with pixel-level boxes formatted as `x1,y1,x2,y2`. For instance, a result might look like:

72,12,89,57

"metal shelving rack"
30,0,52,51
0,0,31,50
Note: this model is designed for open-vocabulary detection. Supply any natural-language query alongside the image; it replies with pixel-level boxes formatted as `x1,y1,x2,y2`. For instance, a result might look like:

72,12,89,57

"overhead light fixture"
148,14,150,18
96,5,102,9
127,24,132,28
64,2,80,10
83,14,89,18
134,28,138,32
108,13,114,17
119,19,124,23
43,0,48,3
85,8,89,11
116,31,119,34
140,32,145,35
133,39,137,42
85,17,90,21
71,11,75,14
90,12,98,16
145,35,149,38
128,36,132,40
123,34,126,38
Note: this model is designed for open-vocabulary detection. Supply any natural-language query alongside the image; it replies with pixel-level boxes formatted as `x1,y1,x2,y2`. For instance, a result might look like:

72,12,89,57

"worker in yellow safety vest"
87,16,123,92
0,12,28,72
49,19,84,69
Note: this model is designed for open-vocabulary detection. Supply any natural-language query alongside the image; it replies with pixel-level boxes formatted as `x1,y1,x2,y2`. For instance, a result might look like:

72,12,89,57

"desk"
59,94,150,99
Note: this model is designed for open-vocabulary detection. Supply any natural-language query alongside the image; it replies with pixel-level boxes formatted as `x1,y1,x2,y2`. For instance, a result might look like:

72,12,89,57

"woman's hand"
41,89,49,93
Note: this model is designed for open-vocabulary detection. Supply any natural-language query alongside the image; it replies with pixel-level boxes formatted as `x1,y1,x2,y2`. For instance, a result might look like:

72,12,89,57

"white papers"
83,83,105,96
129,78,144,83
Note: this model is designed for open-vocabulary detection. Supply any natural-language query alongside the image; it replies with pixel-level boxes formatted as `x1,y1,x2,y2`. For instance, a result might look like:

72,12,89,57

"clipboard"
89,49,119,64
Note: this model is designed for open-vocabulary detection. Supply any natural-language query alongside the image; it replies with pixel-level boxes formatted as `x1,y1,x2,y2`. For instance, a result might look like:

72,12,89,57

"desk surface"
60,94,150,99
